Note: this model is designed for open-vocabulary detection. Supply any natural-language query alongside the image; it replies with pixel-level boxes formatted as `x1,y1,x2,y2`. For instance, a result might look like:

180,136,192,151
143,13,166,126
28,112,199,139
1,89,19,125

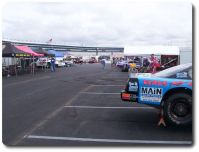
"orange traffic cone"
158,108,166,127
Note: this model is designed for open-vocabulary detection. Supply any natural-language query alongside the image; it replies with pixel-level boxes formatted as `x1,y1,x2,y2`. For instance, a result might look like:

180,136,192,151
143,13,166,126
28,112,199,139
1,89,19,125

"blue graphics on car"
121,63,192,126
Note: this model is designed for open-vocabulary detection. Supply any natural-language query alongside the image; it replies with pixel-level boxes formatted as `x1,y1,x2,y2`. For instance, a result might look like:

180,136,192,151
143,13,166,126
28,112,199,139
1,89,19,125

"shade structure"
15,45,44,56
64,51,70,56
48,50,65,57
3,43,30,57
2,43,44,57
31,47,50,56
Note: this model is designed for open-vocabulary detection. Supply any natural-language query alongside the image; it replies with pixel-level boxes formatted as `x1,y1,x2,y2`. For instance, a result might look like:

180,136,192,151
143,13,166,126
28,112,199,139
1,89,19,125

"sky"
2,1,192,47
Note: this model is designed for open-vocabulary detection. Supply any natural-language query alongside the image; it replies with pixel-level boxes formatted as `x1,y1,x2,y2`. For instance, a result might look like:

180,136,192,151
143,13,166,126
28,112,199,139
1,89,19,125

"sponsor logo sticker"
128,82,138,92
143,80,167,86
140,87,163,102
176,72,188,78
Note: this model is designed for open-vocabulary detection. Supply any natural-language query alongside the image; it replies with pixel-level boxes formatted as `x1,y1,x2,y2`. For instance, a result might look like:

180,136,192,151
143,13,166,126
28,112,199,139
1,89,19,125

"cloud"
2,1,192,47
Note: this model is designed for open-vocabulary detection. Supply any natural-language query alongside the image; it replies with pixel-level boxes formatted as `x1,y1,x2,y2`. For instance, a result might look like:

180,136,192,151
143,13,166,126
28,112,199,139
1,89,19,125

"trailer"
179,47,192,64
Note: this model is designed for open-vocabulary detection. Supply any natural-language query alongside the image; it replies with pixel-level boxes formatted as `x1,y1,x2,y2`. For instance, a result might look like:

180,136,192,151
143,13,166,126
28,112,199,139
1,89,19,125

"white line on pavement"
11,84,95,145
91,84,124,86
26,135,192,145
3,76,51,87
80,92,120,94
98,79,126,82
103,77,128,79
63,105,154,109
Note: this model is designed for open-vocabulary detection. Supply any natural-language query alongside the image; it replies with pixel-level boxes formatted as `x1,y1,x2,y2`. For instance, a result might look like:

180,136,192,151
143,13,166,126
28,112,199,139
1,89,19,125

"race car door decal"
140,87,163,103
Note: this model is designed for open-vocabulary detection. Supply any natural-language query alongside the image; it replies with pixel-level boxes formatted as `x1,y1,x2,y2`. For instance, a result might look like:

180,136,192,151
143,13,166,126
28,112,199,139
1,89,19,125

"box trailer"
180,50,192,64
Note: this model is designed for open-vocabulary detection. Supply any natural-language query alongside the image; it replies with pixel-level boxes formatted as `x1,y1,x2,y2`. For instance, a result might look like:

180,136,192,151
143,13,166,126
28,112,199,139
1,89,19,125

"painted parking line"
63,105,155,109
98,79,127,82
3,76,51,88
80,92,120,95
91,84,124,86
103,76,128,78
11,84,95,145
25,135,192,145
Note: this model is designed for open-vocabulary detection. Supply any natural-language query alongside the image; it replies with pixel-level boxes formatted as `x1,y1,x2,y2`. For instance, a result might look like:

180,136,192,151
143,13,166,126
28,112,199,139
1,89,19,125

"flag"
46,38,52,44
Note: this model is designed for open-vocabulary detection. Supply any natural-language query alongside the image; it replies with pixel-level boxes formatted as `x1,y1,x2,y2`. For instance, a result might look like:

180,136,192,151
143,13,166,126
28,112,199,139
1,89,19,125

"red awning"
15,45,44,57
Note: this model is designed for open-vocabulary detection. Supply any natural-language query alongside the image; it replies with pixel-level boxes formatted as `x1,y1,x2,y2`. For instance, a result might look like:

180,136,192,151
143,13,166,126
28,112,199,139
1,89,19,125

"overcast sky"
2,1,192,47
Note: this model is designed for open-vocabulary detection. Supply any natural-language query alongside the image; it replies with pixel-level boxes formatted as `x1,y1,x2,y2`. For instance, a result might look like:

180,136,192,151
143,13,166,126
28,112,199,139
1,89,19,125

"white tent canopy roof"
124,46,179,56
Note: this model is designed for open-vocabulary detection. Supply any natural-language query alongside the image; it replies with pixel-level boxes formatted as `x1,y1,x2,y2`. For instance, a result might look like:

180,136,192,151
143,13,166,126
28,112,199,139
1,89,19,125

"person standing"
50,57,56,72
149,54,160,74
128,63,138,77
111,57,116,68
141,57,150,73
101,59,106,70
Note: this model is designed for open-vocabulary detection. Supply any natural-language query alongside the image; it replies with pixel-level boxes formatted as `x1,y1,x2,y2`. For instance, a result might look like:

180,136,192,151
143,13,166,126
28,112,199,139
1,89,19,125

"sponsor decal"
140,87,163,102
128,81,138,92
143,80,167,86
16,54,23,57
176,72,188,78
188,82,192,86
171,81,184,86
16,54,30,57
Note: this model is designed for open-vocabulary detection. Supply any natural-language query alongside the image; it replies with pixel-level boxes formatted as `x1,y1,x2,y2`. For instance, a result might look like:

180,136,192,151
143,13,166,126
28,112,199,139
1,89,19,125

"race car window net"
154,63,192,78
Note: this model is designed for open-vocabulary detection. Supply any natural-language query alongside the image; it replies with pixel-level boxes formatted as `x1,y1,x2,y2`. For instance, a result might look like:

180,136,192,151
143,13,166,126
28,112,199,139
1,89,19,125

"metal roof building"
2,40,124,56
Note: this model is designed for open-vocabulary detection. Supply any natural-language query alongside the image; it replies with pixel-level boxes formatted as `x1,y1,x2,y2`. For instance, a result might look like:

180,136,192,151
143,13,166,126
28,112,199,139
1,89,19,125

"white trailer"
179,47,192,64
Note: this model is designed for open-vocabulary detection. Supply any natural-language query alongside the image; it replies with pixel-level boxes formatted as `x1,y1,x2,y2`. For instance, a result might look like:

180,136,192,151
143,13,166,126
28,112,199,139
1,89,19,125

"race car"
116,60,128,68
121,60,141,72
121,63,192,126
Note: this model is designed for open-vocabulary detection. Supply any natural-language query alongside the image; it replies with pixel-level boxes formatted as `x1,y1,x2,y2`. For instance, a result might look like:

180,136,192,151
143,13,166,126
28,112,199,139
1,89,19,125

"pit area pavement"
3,63,192,146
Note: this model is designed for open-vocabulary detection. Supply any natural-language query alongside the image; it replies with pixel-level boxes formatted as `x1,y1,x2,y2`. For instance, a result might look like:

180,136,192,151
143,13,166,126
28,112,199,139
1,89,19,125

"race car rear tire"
163,93,192,126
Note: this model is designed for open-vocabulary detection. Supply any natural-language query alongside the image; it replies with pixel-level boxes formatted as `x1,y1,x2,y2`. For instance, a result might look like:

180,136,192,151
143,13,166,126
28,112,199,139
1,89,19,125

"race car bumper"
121,90,138,102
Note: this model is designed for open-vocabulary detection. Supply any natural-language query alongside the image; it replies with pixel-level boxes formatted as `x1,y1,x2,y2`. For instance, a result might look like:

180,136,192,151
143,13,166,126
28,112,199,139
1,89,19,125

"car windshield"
154,63,192,78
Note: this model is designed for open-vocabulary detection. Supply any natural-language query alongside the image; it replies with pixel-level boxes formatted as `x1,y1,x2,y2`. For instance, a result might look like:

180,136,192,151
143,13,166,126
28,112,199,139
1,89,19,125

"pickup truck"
55,57,65,67
35,58,49,68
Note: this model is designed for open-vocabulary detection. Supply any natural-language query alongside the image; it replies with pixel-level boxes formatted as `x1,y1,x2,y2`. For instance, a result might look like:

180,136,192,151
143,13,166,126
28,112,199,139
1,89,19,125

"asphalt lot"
2,63,192,146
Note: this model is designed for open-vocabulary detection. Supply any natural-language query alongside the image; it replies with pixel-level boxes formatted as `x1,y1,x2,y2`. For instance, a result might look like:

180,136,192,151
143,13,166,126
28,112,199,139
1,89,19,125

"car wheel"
121,65,126,72
163,93,192,126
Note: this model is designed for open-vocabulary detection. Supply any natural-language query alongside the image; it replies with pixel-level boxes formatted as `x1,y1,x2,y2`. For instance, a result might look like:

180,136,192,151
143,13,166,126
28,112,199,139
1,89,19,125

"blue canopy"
48,50,68,57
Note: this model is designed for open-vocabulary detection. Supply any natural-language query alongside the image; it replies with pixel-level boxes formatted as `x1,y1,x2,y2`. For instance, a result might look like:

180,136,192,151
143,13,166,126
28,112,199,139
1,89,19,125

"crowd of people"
3,54,164,77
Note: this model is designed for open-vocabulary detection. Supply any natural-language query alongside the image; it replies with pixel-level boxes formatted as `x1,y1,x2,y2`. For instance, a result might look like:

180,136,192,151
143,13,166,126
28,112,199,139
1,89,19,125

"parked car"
35,58,49,68
88,59,97,63
121,63,192,126
55,57,65,67
74,59,83,64
64,60,74,67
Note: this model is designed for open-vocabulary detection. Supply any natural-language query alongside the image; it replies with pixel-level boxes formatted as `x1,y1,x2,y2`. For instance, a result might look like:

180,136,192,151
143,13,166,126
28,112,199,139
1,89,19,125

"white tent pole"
15,56,17,77
33,55,35,75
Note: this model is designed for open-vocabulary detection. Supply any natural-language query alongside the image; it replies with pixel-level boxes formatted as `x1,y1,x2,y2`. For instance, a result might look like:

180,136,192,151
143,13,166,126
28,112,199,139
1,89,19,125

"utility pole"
96,48,98,56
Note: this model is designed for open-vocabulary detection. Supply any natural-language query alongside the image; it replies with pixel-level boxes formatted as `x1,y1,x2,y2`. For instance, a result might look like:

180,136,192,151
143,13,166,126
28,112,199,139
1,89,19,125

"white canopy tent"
124,46,180,56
